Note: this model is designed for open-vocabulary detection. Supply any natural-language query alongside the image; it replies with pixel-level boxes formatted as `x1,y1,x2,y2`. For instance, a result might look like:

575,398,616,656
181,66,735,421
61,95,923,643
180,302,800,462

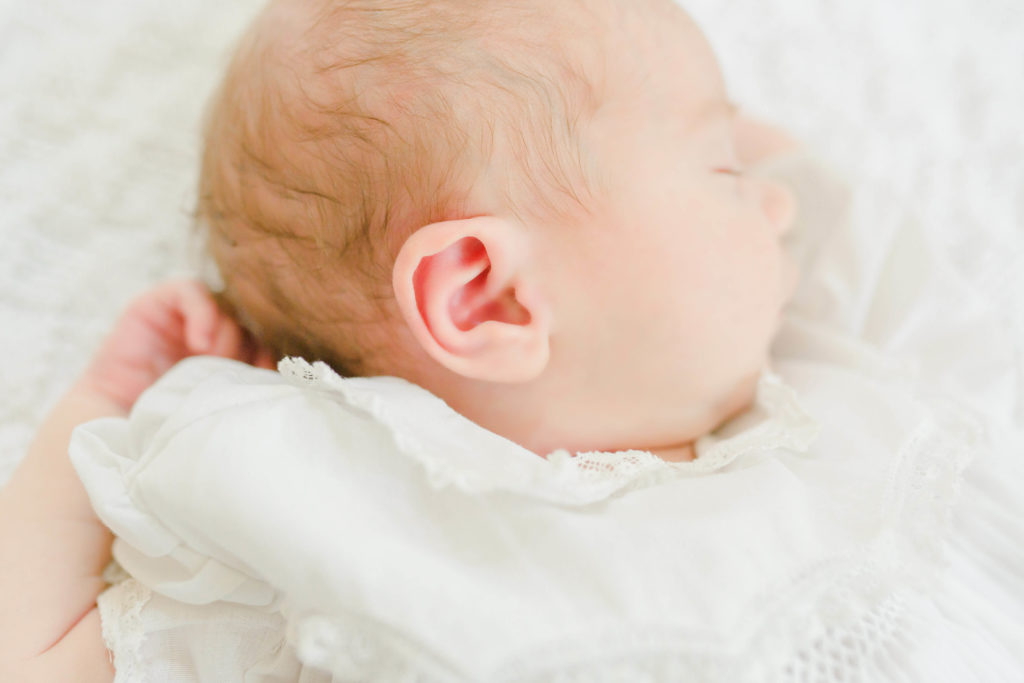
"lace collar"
278,358,820,506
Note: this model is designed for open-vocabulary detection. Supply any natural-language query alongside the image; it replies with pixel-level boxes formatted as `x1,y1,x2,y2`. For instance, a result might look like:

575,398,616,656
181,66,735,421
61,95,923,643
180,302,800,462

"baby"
7,0,1020,680
196,0,801,462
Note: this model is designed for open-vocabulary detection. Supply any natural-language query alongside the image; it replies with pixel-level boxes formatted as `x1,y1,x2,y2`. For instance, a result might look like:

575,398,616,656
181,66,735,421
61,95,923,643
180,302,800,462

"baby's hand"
78,280,274,412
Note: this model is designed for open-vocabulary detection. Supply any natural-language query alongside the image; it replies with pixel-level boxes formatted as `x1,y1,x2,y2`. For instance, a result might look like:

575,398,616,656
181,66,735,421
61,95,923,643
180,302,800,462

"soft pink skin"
391,2,799,462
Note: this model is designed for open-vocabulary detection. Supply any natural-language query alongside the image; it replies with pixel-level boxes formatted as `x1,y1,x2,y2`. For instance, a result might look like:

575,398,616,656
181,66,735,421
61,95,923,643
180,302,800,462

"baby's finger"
236,328,277,369
251,344,278,370
167,281,220,353
207,316,245,359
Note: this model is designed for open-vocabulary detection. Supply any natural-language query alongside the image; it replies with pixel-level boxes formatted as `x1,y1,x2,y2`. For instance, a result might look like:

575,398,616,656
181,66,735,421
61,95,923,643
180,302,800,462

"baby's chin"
688,368,764,444
723,368,762,422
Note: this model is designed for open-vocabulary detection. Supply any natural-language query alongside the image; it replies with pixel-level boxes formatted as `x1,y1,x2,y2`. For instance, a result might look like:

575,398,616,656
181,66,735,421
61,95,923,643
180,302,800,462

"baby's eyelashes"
712,166,746,200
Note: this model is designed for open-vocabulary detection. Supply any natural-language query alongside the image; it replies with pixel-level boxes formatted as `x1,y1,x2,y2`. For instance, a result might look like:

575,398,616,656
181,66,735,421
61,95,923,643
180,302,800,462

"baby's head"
197,0,797,460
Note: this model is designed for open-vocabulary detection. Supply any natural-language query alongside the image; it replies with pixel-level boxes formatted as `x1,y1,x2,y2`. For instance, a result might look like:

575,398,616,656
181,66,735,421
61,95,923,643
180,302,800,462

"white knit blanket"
1,0,1022,483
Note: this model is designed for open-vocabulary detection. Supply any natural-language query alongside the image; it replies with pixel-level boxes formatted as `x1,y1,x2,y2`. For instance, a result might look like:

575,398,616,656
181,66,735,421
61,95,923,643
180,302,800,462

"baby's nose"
760,180,797,237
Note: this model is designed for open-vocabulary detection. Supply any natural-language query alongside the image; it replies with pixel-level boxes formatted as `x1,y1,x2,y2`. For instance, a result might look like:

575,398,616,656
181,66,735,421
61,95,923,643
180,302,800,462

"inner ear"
452,265,532,331
414,236,532,333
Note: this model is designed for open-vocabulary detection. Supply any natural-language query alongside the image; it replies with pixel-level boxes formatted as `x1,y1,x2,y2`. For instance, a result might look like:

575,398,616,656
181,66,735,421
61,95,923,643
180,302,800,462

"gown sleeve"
69,358,337,683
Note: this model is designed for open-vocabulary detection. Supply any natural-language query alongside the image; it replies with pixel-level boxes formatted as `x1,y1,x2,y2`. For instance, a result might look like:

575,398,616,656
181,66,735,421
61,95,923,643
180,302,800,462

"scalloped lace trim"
97,562,152,683
277,357,531,495
277,358,820,502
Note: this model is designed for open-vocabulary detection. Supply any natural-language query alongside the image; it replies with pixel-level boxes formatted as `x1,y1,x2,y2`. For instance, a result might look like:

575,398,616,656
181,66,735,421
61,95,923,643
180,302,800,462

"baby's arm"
0,386,122,682
0,281,272,681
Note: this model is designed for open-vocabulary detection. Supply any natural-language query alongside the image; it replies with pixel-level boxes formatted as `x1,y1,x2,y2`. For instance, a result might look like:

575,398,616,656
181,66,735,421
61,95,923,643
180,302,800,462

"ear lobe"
393,216,551,383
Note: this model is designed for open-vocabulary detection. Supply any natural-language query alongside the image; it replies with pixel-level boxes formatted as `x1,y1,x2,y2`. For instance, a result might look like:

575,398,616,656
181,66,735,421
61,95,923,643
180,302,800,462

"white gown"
70,152,1024,682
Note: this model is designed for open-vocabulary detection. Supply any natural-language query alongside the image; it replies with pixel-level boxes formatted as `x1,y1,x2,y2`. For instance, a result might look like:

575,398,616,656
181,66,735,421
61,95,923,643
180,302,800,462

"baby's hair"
195,0,606,377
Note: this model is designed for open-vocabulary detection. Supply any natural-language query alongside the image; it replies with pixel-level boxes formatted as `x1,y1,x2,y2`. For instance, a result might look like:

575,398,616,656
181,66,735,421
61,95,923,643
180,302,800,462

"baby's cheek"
742,242,788,321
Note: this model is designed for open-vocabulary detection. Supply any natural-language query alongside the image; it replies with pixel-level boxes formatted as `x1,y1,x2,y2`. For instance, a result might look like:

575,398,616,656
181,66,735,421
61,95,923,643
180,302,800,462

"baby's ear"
392,216,552,383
